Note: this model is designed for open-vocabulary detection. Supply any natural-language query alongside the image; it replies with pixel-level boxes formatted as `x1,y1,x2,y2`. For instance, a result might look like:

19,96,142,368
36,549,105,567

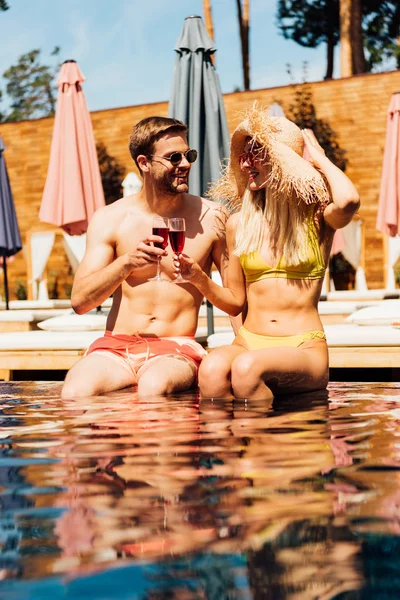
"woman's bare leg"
231,340,329,400
199,344,247,398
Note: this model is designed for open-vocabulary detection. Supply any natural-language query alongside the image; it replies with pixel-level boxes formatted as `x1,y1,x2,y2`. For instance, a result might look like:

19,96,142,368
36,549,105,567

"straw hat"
209,104,330,210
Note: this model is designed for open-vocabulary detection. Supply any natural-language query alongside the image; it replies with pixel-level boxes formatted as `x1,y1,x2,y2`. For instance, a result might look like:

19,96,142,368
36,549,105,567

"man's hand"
125,236,167,272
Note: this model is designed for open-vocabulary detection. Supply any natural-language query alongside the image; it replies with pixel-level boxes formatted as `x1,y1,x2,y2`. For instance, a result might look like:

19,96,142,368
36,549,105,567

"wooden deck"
0,333,399,381
0,349,85,381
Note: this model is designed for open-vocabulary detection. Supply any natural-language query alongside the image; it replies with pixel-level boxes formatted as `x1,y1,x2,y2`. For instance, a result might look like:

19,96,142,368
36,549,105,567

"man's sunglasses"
149,149,198,166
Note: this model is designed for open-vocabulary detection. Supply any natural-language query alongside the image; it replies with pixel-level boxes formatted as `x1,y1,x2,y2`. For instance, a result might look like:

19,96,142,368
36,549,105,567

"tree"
203,0,215,43
277,0,400,78
96,143,126,205
340,0,353,76
236,0,250,90
287,79,348,171
1,47,60,122
203,0,215,65
277,0,339,80
364,0,400,70
0,1,9,11
340,0,365,76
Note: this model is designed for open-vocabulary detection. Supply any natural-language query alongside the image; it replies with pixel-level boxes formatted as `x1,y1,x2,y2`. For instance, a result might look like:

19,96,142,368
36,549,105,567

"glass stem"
156,257,161,279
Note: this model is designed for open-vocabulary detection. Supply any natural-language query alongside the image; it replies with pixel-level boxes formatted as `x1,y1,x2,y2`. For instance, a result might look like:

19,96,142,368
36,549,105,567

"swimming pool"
0,381,399,598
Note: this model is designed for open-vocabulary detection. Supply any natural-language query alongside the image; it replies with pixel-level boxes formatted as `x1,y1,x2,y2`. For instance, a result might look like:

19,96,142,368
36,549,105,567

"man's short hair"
129,116,188,172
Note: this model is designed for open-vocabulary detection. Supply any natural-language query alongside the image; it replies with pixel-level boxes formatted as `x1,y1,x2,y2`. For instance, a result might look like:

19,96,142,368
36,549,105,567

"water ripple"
0,381,399,598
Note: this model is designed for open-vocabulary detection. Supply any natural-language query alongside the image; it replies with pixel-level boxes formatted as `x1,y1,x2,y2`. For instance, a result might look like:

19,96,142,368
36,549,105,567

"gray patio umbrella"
169,15,230,334
0,136,22,309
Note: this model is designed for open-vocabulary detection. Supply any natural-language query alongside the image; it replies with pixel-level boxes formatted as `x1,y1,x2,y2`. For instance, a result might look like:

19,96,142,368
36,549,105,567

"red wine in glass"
152,226,169,250
169,230,185,254
148,217,169,282
169,218,187,283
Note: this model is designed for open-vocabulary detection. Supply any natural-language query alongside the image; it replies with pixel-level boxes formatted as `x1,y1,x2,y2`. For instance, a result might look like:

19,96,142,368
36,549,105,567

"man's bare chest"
116,217,215,268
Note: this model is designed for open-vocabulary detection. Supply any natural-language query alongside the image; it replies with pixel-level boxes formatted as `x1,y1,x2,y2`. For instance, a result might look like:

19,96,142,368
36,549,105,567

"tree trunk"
325,31,335,79
236,0,250,90
340,0,353,77
203,0,215,42
351,0,365,74
203,0,215,64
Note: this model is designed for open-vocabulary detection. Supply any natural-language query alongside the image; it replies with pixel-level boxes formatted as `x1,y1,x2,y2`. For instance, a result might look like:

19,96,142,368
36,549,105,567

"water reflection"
0,382,399,597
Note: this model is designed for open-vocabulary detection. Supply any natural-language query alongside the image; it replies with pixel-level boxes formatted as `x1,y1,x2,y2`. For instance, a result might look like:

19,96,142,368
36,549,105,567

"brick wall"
1,69,399,298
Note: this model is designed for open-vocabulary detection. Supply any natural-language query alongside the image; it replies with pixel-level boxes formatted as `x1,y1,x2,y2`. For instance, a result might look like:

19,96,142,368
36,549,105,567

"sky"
0,0,339,114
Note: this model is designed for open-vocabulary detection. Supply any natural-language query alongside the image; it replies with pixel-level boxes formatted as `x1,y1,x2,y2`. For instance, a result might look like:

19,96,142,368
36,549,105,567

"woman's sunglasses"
149,149,198,166
238,145,266,167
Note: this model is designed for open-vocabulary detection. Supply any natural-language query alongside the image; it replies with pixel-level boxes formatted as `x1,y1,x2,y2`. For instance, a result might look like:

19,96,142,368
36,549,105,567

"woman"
177,106,359,400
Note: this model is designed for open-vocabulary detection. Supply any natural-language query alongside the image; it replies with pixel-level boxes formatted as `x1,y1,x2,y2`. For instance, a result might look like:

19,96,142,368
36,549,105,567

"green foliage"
364,1,400,70
63,283,72,299
96,142,126,205
1,47,60,122
329,253,355,290
394,258,400,287
277,0,400,75
287,76,348,171
277,0,339,49
48,272,59,300
0,1,9,11
15,280,27,300
0,89,5,122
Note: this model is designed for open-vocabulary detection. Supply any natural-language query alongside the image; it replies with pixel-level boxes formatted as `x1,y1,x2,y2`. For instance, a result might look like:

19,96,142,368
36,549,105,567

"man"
62,116,227,398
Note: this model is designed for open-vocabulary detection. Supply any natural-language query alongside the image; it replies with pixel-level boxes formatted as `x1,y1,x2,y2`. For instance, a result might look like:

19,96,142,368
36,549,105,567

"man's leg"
137,354,198,397
62,353,137,398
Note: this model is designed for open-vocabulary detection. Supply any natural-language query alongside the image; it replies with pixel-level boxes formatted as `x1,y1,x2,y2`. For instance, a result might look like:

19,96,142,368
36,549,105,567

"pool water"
0,381,400,598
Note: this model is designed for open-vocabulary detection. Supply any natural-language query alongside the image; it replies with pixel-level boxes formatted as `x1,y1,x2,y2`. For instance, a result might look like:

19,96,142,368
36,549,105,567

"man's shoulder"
89,198,135,234
194,195,229,222
94,197,135,218
198,197,229,241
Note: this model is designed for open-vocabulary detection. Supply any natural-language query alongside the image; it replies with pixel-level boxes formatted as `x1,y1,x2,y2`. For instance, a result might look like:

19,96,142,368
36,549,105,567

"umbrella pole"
206,300,215,336
3,256,9,310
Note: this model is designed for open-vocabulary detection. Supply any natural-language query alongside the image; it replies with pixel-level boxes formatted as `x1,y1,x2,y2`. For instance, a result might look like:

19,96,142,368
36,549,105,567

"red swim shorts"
85,331,207,383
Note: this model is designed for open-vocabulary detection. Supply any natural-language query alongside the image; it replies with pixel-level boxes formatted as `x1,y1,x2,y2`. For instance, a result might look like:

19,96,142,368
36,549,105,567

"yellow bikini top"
239,207,326,282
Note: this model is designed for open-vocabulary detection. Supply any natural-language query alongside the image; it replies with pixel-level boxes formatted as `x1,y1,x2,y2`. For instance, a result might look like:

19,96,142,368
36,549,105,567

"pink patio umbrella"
39,60,105,236
376,92,400,237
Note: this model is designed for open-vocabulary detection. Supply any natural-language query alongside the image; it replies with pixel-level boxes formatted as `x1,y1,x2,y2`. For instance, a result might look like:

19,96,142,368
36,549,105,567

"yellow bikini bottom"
238,326,326,350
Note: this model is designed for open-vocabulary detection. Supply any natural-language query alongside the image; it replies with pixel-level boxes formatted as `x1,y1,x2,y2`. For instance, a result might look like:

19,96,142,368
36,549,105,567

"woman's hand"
173,253,204,284
302,129,327,169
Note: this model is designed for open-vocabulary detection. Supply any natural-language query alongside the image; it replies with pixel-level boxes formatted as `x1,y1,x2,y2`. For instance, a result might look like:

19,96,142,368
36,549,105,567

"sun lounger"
0,298,113,310
0,330,100,381
0,300,72,310
325,289,399,301
0,309,70,333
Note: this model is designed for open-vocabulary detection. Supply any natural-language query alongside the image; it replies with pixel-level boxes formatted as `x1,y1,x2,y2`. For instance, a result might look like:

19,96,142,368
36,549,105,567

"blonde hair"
234,186,310,264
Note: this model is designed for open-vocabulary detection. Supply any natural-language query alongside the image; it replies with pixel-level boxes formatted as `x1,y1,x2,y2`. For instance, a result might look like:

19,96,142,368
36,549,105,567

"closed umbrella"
376,92,400,237
169,14,230,197
0,136,22,309
169,15,230,334
39,60,105,236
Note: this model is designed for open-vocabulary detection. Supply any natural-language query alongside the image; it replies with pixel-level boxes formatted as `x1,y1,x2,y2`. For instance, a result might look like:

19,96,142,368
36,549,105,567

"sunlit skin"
61,130,227,399
177,129,360,400
239,139,270,191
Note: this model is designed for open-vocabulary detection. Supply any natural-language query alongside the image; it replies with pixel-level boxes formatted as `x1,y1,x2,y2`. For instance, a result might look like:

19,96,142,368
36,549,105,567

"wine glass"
148,216,169,282
169,218,187,283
